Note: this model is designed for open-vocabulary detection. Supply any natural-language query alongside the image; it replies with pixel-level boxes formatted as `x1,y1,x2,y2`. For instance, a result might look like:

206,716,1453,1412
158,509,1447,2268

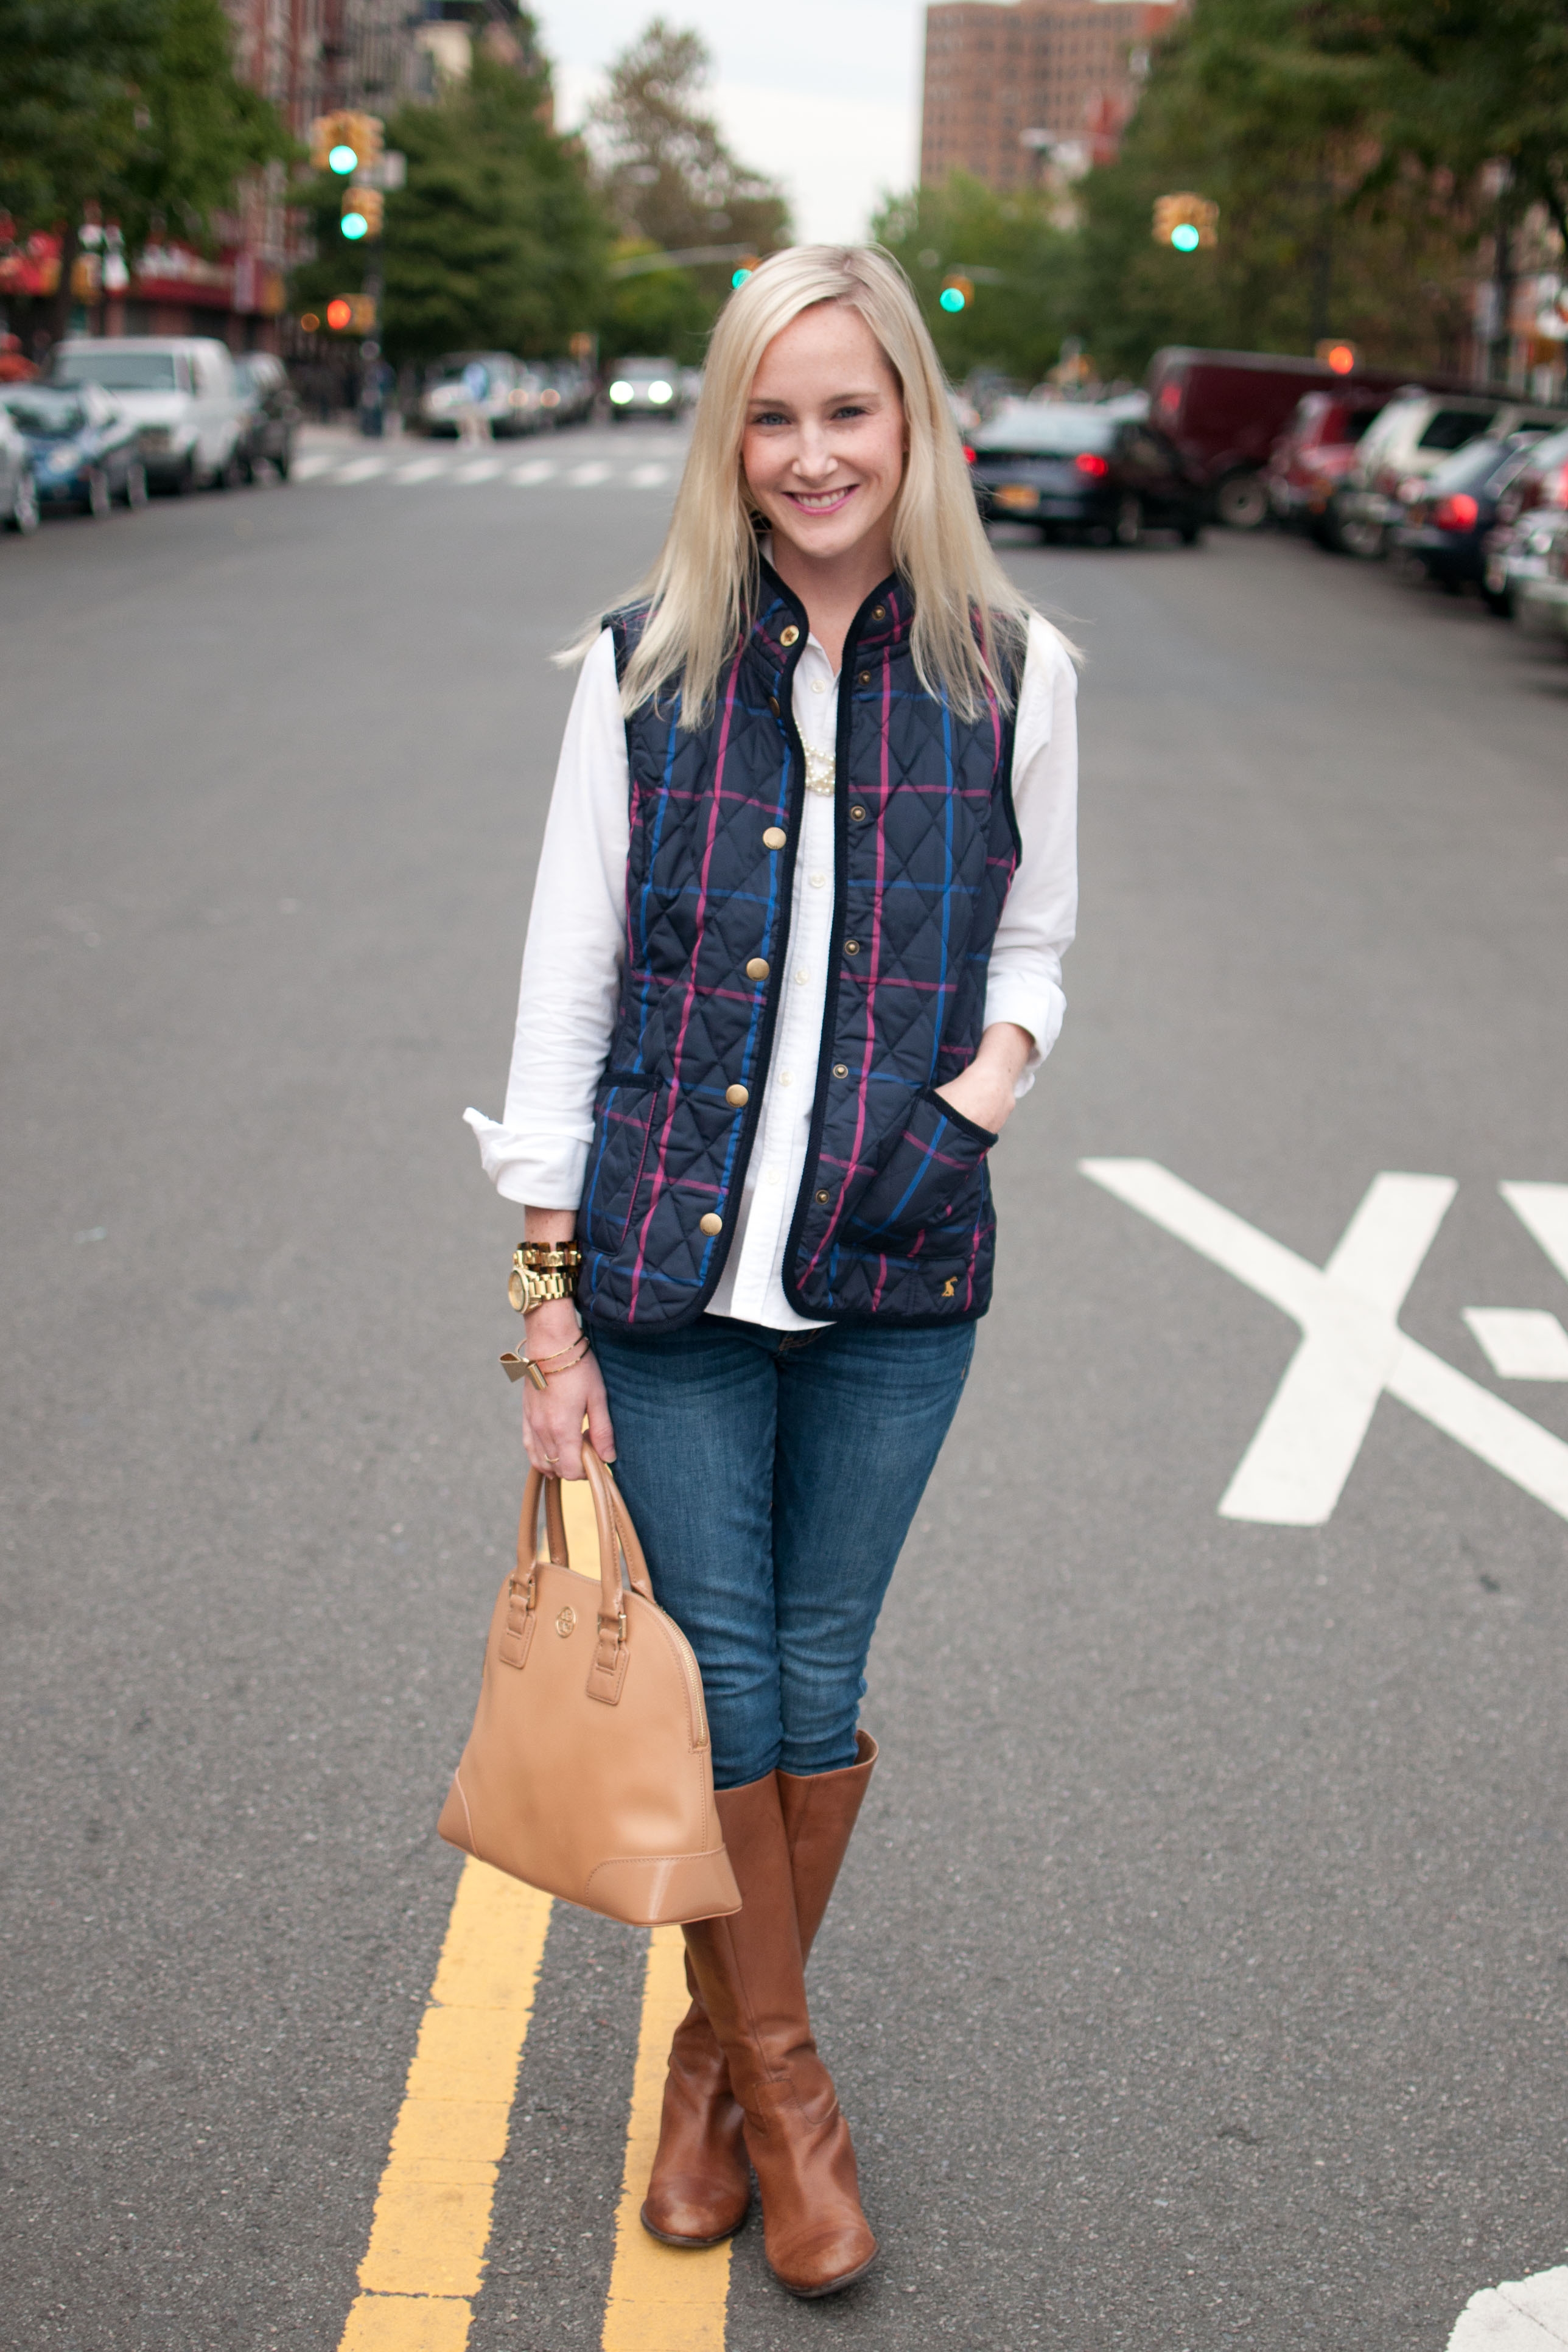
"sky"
532,1,929,246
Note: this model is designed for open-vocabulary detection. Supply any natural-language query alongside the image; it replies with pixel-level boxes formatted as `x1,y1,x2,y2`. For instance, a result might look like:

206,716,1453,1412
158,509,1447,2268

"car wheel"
83,466,111,519
1179,520,1204,547
1113,494,1144,547
1338,509,1386,560
240,450,256,485
1214,470,1269,531
6,467,40,534
121,460,148,509
214,448,242,491
167,456,194,497
1482,585,1513,618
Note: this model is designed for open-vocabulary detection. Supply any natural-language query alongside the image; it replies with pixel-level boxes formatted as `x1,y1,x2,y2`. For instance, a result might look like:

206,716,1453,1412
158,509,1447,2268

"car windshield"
972,404,1116,455
54,351,178,391
3,388,87,436
1417,406,1497,453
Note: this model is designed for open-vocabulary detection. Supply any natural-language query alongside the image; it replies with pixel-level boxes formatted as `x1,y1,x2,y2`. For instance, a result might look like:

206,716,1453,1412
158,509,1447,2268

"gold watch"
508,1241,583,1314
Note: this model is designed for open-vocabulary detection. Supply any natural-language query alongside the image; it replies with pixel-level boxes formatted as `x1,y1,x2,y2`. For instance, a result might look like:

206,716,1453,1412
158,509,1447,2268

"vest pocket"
845,1085,996,1253
581,1076,662,1256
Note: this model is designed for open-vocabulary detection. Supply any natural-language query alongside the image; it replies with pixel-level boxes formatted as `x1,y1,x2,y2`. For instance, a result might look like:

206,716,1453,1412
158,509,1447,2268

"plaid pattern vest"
576,562,1022,1332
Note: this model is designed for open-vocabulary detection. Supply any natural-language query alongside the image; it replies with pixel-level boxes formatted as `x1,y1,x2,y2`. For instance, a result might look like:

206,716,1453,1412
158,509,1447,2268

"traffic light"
1315,338,1359,374
939,274,973,313
310,110,384,175
340,186,383,240
1153,192,1218,251
731,255,760,288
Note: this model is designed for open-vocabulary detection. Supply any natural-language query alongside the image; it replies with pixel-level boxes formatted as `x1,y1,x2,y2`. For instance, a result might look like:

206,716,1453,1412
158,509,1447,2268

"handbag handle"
516,1449,656,1615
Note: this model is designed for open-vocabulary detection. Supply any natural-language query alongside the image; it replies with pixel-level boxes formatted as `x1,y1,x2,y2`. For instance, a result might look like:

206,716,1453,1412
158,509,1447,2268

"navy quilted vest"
576,561,1021,1332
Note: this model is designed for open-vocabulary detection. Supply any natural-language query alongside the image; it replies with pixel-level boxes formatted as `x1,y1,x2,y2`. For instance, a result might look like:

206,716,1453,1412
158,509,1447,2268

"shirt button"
809,870,827,888
794,967,809,984
762,825,786,849
699,1212,723,1235
810,678,825,693
779,1071,793,1087
745,957,769,981
725,1083,749,1107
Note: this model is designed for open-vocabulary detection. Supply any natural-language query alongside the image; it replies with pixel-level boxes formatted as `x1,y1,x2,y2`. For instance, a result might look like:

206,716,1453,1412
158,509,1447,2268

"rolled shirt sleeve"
463,628,629,1208
982,612,1079,1094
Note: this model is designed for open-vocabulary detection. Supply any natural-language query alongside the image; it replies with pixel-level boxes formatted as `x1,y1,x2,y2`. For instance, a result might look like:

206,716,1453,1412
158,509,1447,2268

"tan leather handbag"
438,1443,741,1927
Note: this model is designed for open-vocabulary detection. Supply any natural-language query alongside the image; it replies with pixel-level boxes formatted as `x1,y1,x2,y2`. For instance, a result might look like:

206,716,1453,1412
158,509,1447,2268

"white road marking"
1080,1160,1568,1527
332,455,391,483
395,456,447,482
292,452,337,478
509,460,556,485
453,458,504,483
1449,2264,1568,2348
567,461,611,486
1502,1180,1568,1281
628,463,671,487
1464,1308,1568,1379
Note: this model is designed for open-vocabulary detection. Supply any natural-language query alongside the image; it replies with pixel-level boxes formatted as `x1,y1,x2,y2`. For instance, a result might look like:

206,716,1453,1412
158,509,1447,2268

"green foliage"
873,175,1079,388
1069,0,1566,381
0,0,291,246
587,17,790,351
293,50,612,362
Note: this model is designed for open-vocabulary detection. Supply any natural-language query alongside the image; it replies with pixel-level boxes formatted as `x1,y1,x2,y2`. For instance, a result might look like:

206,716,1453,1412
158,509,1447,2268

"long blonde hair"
569,245,1037,726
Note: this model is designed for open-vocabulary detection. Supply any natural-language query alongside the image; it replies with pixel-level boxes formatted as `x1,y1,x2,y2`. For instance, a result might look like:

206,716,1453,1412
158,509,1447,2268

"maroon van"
1147,347,1432,530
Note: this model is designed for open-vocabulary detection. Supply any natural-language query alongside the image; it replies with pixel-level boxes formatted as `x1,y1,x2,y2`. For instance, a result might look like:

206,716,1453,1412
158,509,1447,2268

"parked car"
1480,426,1568,615
50,335,247,491
233,352,300,481
1390,432,1550,593
968,400,1205,545
1332,389,1568,559
1147,346,1419,530
537,358,595,425
415,352,539,438
0,382,147,515
605,357,685,422
1265,389,1388,544
1514,516,1568,649
0,398,40,534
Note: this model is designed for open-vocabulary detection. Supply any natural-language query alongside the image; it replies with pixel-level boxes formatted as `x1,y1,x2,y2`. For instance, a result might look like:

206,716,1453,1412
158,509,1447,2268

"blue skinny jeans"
592,1315,975,1788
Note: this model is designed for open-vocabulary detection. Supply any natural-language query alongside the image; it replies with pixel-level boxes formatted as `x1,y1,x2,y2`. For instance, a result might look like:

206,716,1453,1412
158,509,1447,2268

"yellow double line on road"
338,1482,733,2351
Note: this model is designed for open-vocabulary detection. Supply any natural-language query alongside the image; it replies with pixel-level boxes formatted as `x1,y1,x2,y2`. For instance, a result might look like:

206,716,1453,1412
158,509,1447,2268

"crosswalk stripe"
292,451,336,479
396,458,448,483
334,455,391,483
453,458,504,483
509,460,556,486
567,462,612,486
628,464,671,488
602,1925,733,2350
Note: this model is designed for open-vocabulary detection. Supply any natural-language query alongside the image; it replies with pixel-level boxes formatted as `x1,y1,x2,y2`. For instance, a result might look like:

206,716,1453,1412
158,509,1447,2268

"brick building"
920,0,1185,189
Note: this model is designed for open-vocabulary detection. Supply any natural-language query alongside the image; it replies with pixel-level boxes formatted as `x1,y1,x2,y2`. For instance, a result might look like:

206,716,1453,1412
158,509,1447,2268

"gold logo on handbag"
437,1444,741,1929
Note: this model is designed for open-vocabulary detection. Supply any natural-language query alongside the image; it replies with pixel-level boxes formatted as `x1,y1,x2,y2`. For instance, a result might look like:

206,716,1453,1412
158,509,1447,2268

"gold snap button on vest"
780,624,800,646
857,670,870,685
832,1063,848,1078
745,956,769,981
725,1083,749,1107
815,1189,830,1205
844,939,860,956
699,1211,723,1235
849,803,867,822
872,604,886,620
762,825,786,849
768,695,780,715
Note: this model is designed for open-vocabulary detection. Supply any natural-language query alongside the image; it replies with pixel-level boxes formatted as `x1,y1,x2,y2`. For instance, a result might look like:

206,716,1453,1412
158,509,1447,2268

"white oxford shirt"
467,609,1079,1331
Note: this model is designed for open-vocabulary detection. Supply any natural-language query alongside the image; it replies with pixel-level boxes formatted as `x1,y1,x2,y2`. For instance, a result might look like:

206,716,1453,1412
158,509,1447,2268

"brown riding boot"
640,1735,878,2249
682,1774,878,2297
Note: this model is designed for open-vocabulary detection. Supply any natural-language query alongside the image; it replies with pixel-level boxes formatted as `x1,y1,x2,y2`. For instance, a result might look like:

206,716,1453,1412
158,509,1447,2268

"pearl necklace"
803,746,836,796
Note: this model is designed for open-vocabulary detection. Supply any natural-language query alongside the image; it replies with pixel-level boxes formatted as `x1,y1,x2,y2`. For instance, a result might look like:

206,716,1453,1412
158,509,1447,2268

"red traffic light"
326,297,354,331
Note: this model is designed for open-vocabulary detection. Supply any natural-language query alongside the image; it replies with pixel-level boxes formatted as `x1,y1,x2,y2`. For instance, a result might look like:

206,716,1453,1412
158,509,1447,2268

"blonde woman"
466,245,1077,2299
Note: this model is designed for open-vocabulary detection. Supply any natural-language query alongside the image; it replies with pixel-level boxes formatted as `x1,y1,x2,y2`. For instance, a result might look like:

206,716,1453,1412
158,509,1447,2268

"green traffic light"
939,285,965,313
341,211,369,240
329,143,359,173
1171,223,1200,251
731,268,752,289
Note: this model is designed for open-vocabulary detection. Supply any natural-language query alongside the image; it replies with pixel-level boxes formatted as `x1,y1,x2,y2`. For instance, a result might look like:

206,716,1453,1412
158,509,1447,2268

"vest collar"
750,555,912,671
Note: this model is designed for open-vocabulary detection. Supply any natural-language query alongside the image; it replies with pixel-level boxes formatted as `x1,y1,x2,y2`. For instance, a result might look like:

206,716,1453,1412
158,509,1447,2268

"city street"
4,422,1568,2352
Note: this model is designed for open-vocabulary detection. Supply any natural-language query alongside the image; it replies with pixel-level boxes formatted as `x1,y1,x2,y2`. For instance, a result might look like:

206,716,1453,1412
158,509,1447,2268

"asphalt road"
3,422,1567,2352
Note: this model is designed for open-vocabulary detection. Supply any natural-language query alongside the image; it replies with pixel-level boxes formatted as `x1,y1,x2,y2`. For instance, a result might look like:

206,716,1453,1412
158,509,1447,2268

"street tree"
0,0,291,343
873,175,1079,390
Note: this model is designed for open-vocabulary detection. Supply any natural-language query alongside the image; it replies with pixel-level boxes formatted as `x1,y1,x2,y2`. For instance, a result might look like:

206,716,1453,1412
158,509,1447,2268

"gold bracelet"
499,1335,591,1391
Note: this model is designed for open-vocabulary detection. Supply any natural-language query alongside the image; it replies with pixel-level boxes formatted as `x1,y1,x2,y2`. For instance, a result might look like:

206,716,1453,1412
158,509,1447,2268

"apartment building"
920,0,1185,189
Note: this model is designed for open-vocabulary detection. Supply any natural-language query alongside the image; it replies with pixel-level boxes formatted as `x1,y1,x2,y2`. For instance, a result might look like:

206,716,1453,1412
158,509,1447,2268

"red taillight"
1075,451,1108,478
962,444,976,466
1432,492,1479,531
1547,463,1568,510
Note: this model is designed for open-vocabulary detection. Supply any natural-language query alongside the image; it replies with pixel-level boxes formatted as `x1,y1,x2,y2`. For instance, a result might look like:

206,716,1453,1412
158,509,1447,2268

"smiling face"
740,301,907,578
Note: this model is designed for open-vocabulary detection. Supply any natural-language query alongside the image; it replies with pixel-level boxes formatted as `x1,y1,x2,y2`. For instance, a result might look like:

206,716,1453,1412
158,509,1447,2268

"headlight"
609,380,633,403
647,380,672,403
45,447,78,474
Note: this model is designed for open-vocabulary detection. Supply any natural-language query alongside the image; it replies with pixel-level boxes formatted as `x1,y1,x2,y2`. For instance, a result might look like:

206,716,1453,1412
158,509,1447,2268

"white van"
50,336,247,492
